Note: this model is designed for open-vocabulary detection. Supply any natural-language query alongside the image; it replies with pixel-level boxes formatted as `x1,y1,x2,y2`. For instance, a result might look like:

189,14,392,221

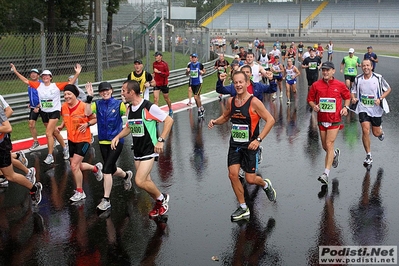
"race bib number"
41,99,53,108
190,70,199,78
286,74,292,81
319,98,336,113
128,119,144,137
348,67,355,74
231,124,249,143
361,95,375,107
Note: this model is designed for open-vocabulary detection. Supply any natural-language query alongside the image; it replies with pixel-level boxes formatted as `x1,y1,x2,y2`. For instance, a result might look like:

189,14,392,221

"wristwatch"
158,137,165,142
256,137,262,143
87,122,91,126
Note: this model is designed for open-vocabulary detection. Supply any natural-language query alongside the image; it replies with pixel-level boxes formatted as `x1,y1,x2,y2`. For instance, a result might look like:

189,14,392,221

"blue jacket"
216,79,277,101
95,97,124,143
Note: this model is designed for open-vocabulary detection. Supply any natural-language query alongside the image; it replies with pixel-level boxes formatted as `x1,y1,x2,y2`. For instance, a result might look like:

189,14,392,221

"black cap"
154,51,162,56
367,46,373,49
274,55,279,59
64,84,79,97
309,48,315,51
321,61,335,69
134,59,143,64
98,82,112,92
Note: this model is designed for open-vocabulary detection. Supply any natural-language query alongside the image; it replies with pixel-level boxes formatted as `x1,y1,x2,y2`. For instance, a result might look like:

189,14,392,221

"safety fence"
3,60,217,123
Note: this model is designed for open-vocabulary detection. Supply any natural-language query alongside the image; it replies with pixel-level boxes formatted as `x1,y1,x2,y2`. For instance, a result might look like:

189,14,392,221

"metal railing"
4,60,217,123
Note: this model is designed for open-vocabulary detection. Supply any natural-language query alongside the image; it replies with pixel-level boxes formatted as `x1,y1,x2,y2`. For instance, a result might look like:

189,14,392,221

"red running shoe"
149,194,169,218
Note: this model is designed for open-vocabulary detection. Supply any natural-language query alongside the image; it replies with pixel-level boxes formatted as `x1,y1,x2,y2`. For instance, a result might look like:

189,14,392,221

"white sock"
324,169,330,176
157,194,164,201
240,203,247,210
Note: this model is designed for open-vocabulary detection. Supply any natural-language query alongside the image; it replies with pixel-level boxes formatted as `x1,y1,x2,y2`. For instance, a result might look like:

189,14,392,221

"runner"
111,80,174,218
11,63,81,164
307,61,350,185
153,52,173,116
127,59,155,100
58,84,103,202
302,48,322,90
325,40,334,62
270,55,285,99
297,41,304,62
350,59,391,167
284,58,300,105
340,48,361,89
208,70,277,221
186,53,206,118
87,82,133,210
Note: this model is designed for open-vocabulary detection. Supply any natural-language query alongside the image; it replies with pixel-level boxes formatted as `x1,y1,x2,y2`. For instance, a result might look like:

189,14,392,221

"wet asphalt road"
1,52,398,265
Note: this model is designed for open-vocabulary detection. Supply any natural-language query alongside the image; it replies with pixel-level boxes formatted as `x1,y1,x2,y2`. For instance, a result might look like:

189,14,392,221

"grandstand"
203,0,399,40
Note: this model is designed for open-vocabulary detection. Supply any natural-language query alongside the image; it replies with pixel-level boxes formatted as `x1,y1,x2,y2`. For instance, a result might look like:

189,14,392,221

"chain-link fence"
1,2,211,95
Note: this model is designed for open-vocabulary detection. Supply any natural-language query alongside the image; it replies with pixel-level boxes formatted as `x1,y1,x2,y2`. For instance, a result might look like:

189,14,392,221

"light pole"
33,17,46,71
298,0,302,38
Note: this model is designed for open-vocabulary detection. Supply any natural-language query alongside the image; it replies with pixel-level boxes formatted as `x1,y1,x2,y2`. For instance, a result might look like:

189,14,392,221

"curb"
11,91,221,153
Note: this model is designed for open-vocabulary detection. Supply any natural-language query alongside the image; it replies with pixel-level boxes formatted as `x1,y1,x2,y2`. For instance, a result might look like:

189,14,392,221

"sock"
16,153,20,160
76,187,83,193
367,152,372,156
156,194,164,201
263,182,268,190
240,203,248,210
123,172,129,180
324,169,330,176
104,197,110,201
93,166,98,173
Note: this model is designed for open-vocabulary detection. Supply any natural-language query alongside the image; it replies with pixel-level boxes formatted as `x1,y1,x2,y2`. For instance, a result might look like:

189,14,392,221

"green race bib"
231,124,249,143
319,98,336,113
361,95,375,107
40,99,53,108
128,119,144,137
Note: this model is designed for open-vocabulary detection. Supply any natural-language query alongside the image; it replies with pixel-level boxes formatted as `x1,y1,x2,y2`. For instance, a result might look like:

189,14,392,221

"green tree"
106,0,121,44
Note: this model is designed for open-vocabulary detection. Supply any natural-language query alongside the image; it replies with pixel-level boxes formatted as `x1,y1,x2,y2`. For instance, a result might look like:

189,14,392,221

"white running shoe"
94,162,103,181
26,167,36,184
70,190,87,202
43,154,54,164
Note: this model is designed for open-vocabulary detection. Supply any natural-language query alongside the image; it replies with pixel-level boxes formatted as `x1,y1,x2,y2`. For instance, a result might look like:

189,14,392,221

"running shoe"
94,162,103,181
0,177,8,188
63,146,69,160
17,151,28,167
318,173,328,185
26,167,36,184
364,154,373,166
149,193,169,218
70,190,86,202
43,154,54,164
169,109,173,117
263,178,277,202
257,146,263,164
31,182,43,205
378,131,385,141
124,170,133,190
287,99,290,105
29,141,40,151
187,101,192,106
332,148,340,168
272,93,277,99
279,92,283,98
231,206,250,221
97,198,111,211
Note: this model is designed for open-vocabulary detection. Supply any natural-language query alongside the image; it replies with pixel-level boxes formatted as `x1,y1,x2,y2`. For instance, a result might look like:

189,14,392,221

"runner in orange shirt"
58,84,103,203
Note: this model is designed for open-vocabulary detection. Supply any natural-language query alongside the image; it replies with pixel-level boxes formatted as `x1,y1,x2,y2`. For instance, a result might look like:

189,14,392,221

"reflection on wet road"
1,52,398,265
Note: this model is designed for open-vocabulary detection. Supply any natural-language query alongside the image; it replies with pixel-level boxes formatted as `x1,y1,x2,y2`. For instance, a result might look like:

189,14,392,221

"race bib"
190,70,199,78
319,98,336,113
41,99,53,108
128,119,144,137
309,62,317,70
286,74,292,81
348,67,355,74
231,124,249,143
361,95,375,107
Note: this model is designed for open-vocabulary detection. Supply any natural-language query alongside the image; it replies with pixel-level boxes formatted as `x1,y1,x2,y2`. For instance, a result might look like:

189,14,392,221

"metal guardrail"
4,59,217,123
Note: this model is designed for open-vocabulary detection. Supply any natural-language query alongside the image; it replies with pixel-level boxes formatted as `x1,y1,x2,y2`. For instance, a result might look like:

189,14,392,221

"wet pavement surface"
1,52,398,265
